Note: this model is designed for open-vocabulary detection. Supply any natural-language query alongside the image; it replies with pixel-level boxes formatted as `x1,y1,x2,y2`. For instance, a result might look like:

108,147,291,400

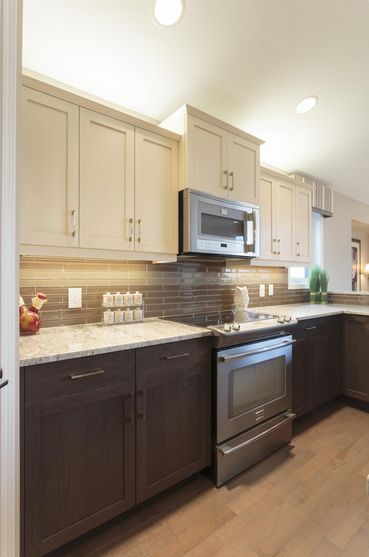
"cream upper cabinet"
20,87,79,247
79,109,135,251
274,180,295,261
134,128,178,254
260,170,312,263
227,133,260,204
161,106,263,204
295,185,312,262
187,115,228,197
259,176,274,259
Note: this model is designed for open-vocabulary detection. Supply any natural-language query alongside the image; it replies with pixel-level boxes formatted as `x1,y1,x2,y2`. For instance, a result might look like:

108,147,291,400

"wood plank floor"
49,401,369,557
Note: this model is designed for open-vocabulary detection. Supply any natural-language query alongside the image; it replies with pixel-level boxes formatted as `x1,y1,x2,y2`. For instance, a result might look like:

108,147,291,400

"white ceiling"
22,0,369,204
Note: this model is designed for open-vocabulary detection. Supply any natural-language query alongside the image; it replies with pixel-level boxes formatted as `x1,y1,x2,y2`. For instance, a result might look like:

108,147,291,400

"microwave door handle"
245,212,255,253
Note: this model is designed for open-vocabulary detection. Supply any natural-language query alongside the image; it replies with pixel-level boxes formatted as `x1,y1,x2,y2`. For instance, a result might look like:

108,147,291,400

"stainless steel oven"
215,334,295,486
179,188,260,258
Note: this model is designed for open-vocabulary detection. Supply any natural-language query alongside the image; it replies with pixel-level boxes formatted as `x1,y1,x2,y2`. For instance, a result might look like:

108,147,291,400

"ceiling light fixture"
153,0,185,26
296,96,318,114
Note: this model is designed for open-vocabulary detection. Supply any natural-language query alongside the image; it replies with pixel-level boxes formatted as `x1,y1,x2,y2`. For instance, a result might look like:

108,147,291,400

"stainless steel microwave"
179,189,260,258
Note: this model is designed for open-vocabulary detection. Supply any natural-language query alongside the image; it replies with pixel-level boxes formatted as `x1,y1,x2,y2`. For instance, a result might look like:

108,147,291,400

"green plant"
320,269,329,293
309,266,321,293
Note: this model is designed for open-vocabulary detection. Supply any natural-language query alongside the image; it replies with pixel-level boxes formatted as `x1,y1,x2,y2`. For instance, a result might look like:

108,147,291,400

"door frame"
0,0,21,556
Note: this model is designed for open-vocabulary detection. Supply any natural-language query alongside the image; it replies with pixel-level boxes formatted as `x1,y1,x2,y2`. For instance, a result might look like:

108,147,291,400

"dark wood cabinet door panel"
292,337,311,417
136,364,210,503
24,381,135,557
342,316,369,401
311,318,340,407
25,350,135,404
136,337,209,377
292,317,340,416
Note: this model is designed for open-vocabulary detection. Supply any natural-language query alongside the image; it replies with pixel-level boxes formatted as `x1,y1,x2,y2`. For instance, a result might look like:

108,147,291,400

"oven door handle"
219,339,296,362
219,412,296,456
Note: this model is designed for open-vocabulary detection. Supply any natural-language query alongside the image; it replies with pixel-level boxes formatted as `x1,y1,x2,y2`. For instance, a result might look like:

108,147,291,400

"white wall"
324,192,369,291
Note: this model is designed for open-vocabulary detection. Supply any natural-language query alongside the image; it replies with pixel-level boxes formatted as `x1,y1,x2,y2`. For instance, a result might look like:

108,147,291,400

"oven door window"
201,213,244,241
229,356,286,418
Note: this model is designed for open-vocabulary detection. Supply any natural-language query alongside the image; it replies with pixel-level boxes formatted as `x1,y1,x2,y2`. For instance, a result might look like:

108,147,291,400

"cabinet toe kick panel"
215,411,295,487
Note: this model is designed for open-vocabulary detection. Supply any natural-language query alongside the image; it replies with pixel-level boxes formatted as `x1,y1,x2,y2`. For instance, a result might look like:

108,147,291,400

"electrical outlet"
68,288,82,309
259,284,265,298
268,284,274,296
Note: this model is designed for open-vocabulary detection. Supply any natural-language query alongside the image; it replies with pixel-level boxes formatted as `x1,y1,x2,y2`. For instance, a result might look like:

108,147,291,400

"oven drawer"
215,411,295,487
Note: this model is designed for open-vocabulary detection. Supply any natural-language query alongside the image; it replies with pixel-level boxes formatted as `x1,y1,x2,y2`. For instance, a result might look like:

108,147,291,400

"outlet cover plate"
259,284,265,298
68,287,82,309
269,284,274,296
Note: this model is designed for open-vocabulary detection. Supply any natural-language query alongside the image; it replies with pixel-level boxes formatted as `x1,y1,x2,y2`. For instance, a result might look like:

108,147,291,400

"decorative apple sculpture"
19,292,47,335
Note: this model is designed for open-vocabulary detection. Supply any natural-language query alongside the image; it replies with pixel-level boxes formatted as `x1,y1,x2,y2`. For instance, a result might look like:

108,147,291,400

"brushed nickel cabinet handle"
296,241,301,257
126,392,134,424
137,219,143,242
277,239,281,255
69,369,105,380
224,170,229,190
72,209,77,237
128,218,134,242
137,389,146,420
304,326,317,331
164,352,190,360
272,238,277,255
229,171,234,191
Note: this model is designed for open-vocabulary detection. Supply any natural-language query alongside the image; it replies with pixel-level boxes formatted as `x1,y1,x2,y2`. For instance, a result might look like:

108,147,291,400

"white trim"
0,0,21,556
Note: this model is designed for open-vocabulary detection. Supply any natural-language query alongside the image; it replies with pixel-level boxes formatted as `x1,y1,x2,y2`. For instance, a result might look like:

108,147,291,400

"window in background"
288,212,323,289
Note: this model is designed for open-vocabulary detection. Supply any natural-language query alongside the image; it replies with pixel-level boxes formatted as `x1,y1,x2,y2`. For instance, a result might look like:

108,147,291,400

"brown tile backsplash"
19,256,309,327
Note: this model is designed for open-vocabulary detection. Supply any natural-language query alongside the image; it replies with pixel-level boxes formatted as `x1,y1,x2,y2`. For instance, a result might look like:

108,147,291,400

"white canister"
123,291,133,306
133,308,143,321
124,308,133,322
103,309,114,324
103,292,114,307
114,310,124,323
133,291,143,305
114,292,124,307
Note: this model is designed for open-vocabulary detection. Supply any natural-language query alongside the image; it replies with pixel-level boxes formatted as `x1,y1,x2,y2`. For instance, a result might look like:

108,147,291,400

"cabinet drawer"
136,337,210,377
292,316,337,339
24,350,135,404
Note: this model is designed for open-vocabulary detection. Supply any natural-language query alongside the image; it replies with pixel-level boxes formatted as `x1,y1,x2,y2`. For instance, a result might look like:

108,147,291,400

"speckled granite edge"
254,304,369,321
19,319,211,367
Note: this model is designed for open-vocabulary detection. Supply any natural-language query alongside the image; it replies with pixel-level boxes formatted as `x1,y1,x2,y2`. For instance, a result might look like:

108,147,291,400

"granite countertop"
19,319,211,367
254,303,369,320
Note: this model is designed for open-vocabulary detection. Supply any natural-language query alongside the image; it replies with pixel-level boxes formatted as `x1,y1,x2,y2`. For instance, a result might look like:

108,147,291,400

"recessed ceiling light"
153,0,185,26
296,96,318,114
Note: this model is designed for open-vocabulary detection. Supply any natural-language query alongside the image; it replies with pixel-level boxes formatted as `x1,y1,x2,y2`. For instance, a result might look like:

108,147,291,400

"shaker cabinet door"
134,128,178,254
187,115,228,197
227,133,259,204
260,176,276,259
342,316,369,401
20,87,79,247
24,381,136,557
295,185,312,263
273,180,295,260
79,108,135,251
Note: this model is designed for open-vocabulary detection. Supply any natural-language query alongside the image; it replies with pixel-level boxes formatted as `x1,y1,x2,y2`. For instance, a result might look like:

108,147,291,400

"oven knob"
284,315,292,323
277,316,285,324
232,322,241,331
224,323,232,333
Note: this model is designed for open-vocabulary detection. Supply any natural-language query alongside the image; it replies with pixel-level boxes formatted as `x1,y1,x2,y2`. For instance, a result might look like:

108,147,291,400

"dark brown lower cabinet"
292,317,340,417
23,351,136,557
136,339,211,502
342,315,369,401
22,337,211,557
